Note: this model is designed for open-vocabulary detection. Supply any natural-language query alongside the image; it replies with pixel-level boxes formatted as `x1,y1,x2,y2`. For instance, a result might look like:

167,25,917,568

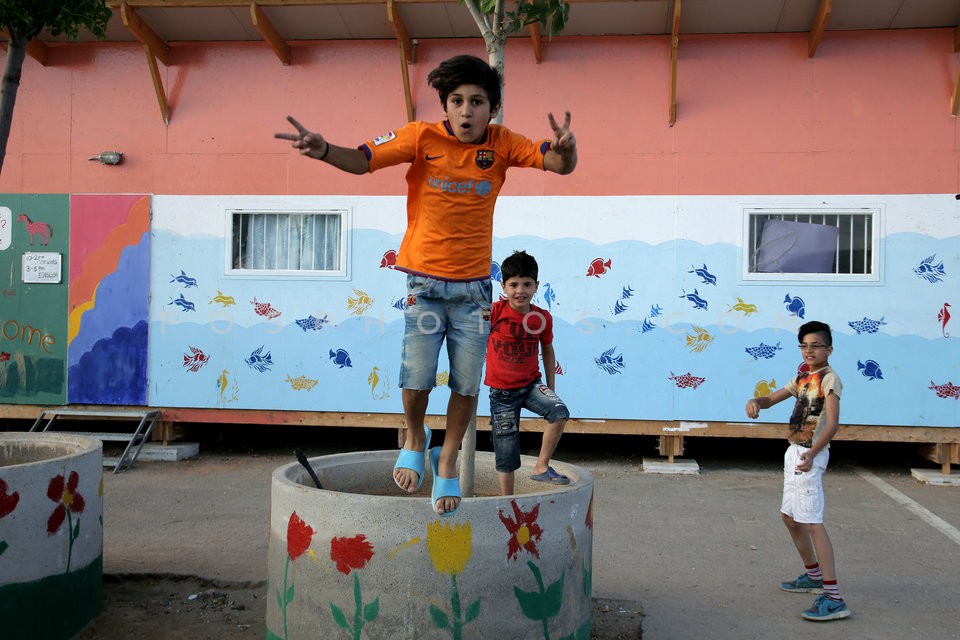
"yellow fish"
209,291,236,307
217,369,239,403
346,288,373,316
685,325,714,353
367,366,390,399
754,378,777,398
285,374,319,391
728,297,758,316
435,371,449,387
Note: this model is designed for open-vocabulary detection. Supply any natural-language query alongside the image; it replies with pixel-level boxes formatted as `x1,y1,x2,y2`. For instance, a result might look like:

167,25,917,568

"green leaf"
464,598,481,624
363,597,380,623
429,604,451,630
0,540,8,557
513,586,544,621
330,603,350,630
286,584,295,605
274,587,283,611
72,518,81,541
265,627,284,640
541,573,565,619
581,566,592,598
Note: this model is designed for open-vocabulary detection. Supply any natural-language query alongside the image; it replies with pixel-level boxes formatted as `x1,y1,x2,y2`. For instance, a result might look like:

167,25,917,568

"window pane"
230,210,345,275
747,210,874,276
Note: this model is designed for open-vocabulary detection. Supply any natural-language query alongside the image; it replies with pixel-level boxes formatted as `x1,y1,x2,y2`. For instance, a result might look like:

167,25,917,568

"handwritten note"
22,252,62,284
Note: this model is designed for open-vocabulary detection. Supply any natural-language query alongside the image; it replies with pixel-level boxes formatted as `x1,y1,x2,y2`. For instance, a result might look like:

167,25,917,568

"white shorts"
781,444,829,524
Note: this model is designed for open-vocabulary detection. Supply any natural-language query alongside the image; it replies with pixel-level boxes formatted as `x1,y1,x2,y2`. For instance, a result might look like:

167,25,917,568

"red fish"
586,258,612,278
668,371,706,389
182,346,210,373
555,361,565,376
0,352,9,362
929,381,960,399
938,302,951,338
251,297,282,319
380,249,398,269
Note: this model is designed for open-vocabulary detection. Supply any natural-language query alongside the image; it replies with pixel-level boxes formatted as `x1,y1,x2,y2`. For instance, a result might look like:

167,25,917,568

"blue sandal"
429,446,461,518
393,426,431,493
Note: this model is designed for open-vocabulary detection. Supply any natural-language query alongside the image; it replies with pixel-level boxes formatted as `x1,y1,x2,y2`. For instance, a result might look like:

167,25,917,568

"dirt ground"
74,575,643,639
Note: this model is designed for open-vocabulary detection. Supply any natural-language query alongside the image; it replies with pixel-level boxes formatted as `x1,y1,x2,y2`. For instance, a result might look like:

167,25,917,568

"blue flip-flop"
531,466,570,485
429,446,461,518
393,426,431,493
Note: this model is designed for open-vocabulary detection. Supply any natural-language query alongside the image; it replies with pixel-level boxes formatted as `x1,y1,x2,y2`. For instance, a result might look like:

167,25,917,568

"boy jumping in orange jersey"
276,54,577,517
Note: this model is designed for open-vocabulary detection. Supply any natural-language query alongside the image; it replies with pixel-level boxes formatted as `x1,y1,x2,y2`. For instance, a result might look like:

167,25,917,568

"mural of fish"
928,380,960,399
0,352,9,362
783,294,806,319
685,325,715,353
295,314,329,332
251,297,281,319
555,361,565,376
542,283,557,310
285,374,319,391
595,347,625,374
613,299,629,315
380,249,397,269
848,316,886,334
728,297,758,316
367,366,390,399
436,371,449,386
938,303,951,338
679,288,709,310
641,317,657,333
621,286,635,299
688,264,717,285
754,378,777,398
391,297,407,311
217,369,239,403
169,293,196,312
245,345,274,372
169,269,198,288
586,258,612,278
347,289,373,316
858,359,883,380
490,261,502,283
209,291,236,307
668,371,706,389
914,254,946,283
649,304,663,318
329,348,352,368
182,345,209,373
745,341,782,360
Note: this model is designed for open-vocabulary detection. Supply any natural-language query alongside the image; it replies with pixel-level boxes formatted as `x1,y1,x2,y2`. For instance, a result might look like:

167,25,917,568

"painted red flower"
499,500,543,561
330,534,374,575
47,471,85,534
286,511,314,560
0,478,20,518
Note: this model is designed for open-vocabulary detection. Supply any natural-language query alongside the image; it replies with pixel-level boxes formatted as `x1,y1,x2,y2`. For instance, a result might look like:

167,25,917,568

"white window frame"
225,208,351,280
741,206,881,284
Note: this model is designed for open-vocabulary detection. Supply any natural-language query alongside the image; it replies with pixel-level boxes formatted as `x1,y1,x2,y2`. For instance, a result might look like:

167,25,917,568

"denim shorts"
399,275,491,396
489,379,570,473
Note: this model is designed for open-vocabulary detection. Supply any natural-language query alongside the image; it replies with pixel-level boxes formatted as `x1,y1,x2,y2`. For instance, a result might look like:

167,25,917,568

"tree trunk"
0,32,28,177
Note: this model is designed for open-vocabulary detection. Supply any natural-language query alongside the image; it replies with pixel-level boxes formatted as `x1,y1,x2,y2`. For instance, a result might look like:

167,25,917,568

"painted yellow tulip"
426,520,472,576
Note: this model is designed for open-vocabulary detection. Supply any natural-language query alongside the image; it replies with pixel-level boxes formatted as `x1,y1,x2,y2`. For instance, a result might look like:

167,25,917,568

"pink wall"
2,29,958,196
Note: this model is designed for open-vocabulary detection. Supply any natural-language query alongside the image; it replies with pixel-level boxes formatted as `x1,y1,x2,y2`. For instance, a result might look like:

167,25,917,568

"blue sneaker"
802,595,850,621
780,573,823,593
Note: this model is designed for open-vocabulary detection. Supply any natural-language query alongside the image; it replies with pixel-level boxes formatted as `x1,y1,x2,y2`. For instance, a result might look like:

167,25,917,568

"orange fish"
587,258,612,278
380,249,398,269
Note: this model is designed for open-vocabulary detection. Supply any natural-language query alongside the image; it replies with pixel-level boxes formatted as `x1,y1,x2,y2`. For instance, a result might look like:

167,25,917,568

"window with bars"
228,209,349,278
743,208,879,282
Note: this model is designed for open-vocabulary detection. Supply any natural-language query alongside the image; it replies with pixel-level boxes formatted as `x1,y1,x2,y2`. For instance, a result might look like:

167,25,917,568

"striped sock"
822,579,842,601
804,563,823,581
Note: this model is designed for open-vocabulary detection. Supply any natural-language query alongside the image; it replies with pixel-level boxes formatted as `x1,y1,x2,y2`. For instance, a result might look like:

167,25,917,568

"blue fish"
745,341,783,360
329,348,352,368
783,294,806,319
649,304,663,318
542,283,557,310
168,293,195,312
688,264,717,286
641,318,657,333
858,359,883,380
613,299,629,315
245,345,273,372
680,289,709,310
621,286,635,299
170,269,198,288
490,261,502,283
595,347,625,375
295,314,329,332
392,297,408,311
848,316,886,335
914,254,946,283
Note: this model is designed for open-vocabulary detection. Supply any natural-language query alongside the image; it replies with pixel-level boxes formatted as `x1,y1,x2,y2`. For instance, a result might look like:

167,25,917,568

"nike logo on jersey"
425,154,444,161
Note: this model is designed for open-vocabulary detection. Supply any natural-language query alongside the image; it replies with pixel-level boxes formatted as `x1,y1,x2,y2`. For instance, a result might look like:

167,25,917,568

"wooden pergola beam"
251,2,291,65
529,20,542,63
0,29,49,66
808,0,831,58
120,2,171,125
386,0,415,122
669,0,680,126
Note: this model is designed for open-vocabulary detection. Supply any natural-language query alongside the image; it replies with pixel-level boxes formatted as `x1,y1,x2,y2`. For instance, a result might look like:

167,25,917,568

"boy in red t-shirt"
485,250,570,495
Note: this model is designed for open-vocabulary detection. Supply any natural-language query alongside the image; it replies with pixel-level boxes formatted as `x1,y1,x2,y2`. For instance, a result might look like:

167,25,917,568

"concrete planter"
0,433,103,640
267,450,593,640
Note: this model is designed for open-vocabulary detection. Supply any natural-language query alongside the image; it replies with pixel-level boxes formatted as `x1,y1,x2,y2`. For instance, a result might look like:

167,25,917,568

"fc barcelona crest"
475,149,495,169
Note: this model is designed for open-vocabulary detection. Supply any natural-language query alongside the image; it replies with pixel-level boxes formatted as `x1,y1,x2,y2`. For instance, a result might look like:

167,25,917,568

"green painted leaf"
513,586,544,621
363,597,380,623
274,588,283,611
429,604,451,630
330,603,350,630
265,627,284,640
72,518,81,541
0,540,8,557
286,584,295,604
464,598,481,624
581,566,592,598
541,573,565,619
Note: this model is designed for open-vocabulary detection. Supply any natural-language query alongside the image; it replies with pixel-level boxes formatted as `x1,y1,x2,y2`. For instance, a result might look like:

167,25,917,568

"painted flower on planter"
515,560,565,640
47,470,85,572
329,534,379,639
0,477,20,559
499,500,543,561
427,520,479,638
270,511,316,640
585,490,594,531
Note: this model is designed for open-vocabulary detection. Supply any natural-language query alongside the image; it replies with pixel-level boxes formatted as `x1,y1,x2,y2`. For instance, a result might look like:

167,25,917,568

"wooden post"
658,434,684,464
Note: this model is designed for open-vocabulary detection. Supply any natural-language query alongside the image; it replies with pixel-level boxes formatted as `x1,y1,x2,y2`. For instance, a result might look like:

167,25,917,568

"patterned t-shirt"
783,365,842,446
361,121,549,281
484,301,553,390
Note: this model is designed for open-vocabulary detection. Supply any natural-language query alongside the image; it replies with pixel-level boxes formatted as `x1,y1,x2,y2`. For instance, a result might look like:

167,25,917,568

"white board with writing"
22,252,62,284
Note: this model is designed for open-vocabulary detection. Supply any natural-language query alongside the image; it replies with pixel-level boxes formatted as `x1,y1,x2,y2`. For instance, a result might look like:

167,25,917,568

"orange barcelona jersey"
361,120,549,281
